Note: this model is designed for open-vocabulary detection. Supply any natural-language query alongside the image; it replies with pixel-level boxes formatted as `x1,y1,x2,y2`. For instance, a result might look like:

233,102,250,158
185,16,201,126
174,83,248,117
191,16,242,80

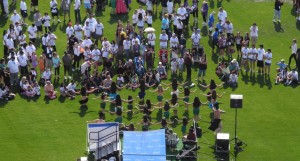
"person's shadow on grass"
240,70,249,85
273,22,284,32
257,74,265,88
265,75,273,90
70,105,95,117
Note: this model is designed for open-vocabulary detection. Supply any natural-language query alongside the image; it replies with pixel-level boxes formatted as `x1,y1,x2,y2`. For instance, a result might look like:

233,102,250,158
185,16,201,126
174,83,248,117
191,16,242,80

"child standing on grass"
52,52,60,79
183,97,207,122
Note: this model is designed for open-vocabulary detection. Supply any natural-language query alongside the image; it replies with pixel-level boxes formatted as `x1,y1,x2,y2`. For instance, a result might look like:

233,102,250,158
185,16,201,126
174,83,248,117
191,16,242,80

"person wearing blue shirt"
216,20,223,34
276,59,287,71
211,28,219,53
161,14,169,34
208,11,215,35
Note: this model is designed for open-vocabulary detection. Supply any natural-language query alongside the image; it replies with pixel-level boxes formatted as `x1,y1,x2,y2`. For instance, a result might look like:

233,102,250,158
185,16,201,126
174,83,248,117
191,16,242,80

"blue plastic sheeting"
88,123,118,128
123,129,166,161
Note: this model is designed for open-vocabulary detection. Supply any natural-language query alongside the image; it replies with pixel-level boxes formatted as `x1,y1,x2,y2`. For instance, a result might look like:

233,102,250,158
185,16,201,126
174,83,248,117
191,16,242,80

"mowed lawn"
0,0,300,161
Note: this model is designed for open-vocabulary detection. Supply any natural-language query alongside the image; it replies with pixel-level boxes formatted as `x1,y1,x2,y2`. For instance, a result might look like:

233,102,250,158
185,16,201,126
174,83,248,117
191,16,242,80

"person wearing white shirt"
102,38,111,48
191,30,201,47
83,47,91,61
223,20,233,37
27,24,38,43
20,0,28,23
123,37,131,61
82,37,93,48
285,69,298,85
147,32,156,49
159,30,168,49
10,10,22,26
17,51,28,76
248,45,257,72
3,0,8,17
5,36,14,50
83,22,92,38
50,0,61,22
288,39,297,67
74,22,83,40
250,23,258,46
84,15,97,32
217,7,227,24
42,12,51,33
7,56,19,86
94,19,104,46
14,23,22,38
146,12,153,27
167,0,173,14
170,33,179,48
18,31,26,46
91,46,101,69
264,48,272,75
146,0,153,13
177,57,184,74
132,10,138,30
66,24,74,38
42,68,52,80
228,73,238,87
46,32,57,51
101,45,110,59
67,81,77,94
256,44,265,74
241,45,249,71
110,41,118,57
131,36,140,45
73,43,81,71
26,42,36,57
74,0,81,23
177,4,187,27
80,60,91,75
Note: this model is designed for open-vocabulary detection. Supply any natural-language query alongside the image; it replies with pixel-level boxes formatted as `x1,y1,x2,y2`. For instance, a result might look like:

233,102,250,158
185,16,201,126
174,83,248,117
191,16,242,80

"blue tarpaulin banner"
123,129,166,161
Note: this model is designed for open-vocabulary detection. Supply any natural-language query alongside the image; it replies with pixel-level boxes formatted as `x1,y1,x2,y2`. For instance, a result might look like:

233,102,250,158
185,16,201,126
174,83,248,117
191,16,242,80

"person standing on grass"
94,19,104,46
7,56,19,86
264,48,272,76
20,0,28,25
42,12,51,33
198,54,207,82
50,0,61,23
248,44,257,73
257,44,265,74
74,0,81,24
201,0,208,26
273,0,283,22
250,23,258,46
61,0,70,22
62,51,72,80
288,39,297,67
217,7,227,24
33,10,43,38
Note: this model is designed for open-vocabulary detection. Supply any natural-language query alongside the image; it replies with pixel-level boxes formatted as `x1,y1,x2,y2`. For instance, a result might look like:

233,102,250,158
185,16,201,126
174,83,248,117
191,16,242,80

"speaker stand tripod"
230,108,247,158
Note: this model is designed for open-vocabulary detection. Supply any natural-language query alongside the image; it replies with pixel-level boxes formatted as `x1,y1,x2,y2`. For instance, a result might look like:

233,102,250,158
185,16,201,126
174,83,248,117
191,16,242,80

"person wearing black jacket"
273,0,283,22
184,52,192,80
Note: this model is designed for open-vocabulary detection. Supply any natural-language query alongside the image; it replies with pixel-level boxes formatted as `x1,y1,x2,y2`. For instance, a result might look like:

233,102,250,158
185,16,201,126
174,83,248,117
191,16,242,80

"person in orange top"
38,55,45,75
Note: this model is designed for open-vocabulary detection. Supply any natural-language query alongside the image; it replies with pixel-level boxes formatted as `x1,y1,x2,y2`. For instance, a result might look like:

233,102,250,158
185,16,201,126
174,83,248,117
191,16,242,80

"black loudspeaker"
230,94,243,108
216,133,230,153
208,119,221,131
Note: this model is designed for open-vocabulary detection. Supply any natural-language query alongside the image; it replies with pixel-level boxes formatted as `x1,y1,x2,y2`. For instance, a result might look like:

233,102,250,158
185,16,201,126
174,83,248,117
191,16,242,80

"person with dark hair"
213,102,222,134
79,85,88,105
165,93,179,117
199,79,224,91
186,97,206,122
273,0,284,22
0,83,15,101
288,39,297,67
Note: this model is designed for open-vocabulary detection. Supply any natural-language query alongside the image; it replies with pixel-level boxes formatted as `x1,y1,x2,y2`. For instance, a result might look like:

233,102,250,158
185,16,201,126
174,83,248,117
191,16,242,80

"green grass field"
0,0,300,161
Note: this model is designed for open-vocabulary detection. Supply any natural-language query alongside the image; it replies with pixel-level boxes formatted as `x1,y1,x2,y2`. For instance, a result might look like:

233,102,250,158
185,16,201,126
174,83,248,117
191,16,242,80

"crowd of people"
0,0,299,137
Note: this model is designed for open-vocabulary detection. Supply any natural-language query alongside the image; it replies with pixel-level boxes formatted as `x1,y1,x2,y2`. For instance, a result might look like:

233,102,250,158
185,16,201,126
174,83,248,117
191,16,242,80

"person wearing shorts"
50,0,60,22
84,0,91,14
20,0,28,24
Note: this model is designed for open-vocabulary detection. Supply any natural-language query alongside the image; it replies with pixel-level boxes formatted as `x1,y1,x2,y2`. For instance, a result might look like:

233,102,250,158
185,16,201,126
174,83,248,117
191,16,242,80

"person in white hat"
170,33,179,48
157,62,167,79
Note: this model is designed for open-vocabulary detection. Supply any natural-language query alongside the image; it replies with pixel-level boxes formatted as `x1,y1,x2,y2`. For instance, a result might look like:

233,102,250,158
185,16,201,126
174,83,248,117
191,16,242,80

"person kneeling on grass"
285,69,299,86
59,83,75,99
228,72,238,87
157,62,167,79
